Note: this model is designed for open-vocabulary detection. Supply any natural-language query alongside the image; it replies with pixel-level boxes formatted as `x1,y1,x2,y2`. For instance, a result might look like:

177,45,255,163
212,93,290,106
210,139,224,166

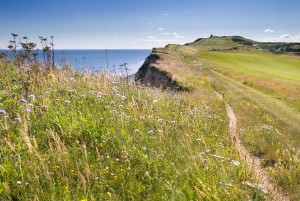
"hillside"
186,35,300,54
136,36,300,200
0,51,268,200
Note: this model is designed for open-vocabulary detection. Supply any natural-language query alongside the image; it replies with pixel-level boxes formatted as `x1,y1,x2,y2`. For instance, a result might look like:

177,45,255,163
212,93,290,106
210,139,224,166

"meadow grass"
196,55,300,200
198,51,300,111
0,59,265,200
147,44,300,200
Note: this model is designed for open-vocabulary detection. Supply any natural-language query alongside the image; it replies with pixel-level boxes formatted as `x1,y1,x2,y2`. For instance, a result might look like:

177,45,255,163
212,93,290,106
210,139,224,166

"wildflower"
121,95,126,100
25,67,30,71
113,110,118,114
196,138,201,141
144,171,150,177
0,110,6,115
112,86,118,92
17,181,22,185
110,101,115,105
148,115,153,119
153,99,158,103
42,106,48,110
4,116,9,119
140,116,145,119
157,129,163,134
68,89,76,93
134,129,139,133
171,120,176,124
157,118,163,123
64,100,70,104
148,130,153,134
20,99,27,103
28,94,35,99
20,66,26,70
24,108,31,113
231,160,240,166
125,116,130,120
212,154,225,159
105,105,110,109
15,117,21,122
97,92,102,98
45,91,50,95
28,103,34,108
119,104,123,108
100,117,104,121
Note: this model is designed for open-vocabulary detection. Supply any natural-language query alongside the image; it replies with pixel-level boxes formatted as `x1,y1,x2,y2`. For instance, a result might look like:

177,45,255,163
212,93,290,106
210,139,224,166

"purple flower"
20,99,27,103
0,110,6,115
24,108,31,113
28,94,35,99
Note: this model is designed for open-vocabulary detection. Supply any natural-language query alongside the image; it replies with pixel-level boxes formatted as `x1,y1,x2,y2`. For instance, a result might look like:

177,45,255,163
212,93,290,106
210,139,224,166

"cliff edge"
135,46,189,91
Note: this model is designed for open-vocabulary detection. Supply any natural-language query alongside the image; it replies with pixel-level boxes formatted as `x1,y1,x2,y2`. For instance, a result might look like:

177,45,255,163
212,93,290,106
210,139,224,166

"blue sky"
0,0,299,49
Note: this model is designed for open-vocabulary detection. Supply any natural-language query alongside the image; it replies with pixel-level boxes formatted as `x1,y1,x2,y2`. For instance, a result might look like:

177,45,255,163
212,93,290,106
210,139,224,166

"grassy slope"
0,60,265,200
145,37,300,199
198,51,300,82
184,37,300,199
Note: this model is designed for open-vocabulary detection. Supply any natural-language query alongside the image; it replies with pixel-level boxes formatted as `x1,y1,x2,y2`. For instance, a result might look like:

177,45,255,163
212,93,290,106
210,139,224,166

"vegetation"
1,34,299,200
137,36,300,200
0,39,265,200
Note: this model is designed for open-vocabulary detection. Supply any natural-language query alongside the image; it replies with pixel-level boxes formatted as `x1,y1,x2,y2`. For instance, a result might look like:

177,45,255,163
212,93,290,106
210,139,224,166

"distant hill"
186,36,300,54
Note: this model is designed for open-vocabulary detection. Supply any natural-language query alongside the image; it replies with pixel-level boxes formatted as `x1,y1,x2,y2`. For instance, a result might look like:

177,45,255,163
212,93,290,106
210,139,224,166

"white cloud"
280,34,292,39
147,36,156,39
162,32,170,35
163,13,170,16
264,29,274,33
172,32,185,39
158,27,163,31
260,34,300,42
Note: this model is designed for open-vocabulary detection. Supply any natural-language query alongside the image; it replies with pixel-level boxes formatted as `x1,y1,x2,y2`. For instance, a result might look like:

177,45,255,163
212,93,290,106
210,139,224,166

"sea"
1,49,152,75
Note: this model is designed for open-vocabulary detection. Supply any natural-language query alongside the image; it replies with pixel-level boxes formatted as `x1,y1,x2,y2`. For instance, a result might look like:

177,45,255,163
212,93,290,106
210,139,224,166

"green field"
198,51,300,83
198,51,300,112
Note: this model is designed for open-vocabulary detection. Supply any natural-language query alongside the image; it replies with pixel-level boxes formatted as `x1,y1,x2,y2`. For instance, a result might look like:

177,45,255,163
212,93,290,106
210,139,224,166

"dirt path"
215,92,290,201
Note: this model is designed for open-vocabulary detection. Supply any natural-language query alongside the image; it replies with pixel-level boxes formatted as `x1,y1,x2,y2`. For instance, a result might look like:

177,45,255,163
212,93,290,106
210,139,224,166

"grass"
0,59,265,200
192,50,300,200
206,69,300,199
143,42,300,199
198,51,300,111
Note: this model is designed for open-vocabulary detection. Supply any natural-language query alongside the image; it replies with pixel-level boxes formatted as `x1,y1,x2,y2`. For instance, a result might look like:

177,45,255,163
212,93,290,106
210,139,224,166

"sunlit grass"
198,51,300,111
0,60,265,200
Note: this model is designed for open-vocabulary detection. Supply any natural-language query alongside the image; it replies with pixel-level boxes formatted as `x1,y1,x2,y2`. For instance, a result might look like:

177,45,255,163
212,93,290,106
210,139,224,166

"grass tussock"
0,59,265,200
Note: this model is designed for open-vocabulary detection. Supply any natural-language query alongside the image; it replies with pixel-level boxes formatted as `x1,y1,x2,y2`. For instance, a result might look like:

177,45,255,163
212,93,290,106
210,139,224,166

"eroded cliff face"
135,48,187,91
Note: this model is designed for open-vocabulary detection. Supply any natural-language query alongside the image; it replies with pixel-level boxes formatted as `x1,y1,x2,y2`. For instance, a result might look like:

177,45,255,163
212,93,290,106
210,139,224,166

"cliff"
135,47,188,91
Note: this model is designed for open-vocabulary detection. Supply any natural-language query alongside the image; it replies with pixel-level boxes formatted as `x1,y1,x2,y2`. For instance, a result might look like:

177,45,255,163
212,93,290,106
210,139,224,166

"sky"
0,0,299,49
